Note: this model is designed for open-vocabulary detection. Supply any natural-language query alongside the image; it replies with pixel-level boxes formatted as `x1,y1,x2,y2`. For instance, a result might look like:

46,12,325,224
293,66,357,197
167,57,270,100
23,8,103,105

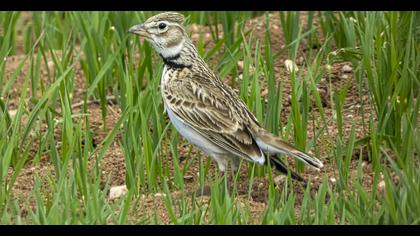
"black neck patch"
160,53,192,69
161,53,181,61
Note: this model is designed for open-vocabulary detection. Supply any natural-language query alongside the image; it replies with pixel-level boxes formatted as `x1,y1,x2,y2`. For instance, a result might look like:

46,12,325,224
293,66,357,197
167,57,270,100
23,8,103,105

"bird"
128,12,323,182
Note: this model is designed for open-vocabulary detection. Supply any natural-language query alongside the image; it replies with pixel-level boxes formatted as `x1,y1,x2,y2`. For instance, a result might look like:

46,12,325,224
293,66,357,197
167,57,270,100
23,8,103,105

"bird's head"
128,12,187,59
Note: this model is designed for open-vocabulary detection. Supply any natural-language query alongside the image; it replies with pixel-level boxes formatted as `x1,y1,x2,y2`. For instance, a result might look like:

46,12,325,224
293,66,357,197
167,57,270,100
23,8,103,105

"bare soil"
4,12,381,224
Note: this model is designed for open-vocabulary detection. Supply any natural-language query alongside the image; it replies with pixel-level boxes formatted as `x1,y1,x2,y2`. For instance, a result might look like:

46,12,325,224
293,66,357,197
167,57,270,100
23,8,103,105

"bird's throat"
158,39,200,69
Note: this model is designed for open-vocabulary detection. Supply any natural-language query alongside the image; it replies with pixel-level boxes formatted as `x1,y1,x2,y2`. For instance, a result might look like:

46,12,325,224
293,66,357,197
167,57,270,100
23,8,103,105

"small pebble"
378,180,386,193
8,109,17,118
284,59,299,73
154,193,167,198
183,175,193,180
342,64,353,73
237,61,244,70
362,161,367,167
109,185,128,201
204,33,211,40
340,74,349,80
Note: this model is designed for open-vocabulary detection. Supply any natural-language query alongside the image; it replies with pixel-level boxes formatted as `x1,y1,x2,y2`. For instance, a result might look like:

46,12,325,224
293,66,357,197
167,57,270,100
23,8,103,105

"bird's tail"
268,155,305,182
251,125,324,170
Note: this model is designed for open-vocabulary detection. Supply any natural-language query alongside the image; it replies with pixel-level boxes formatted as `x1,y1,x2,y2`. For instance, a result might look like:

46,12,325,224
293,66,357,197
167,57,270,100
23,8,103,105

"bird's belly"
164,104,226,156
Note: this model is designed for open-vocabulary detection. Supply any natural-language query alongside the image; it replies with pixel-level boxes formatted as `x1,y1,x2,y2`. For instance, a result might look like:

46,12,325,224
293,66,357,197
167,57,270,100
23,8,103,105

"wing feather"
162,67,264,163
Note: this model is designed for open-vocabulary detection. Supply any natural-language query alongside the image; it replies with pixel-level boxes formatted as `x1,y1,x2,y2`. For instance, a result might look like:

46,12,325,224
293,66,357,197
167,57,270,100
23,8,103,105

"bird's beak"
128,23,147,37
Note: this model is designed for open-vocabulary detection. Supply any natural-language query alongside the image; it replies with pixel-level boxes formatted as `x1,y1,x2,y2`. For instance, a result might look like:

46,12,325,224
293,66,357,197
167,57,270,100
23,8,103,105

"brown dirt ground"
4,12,384,224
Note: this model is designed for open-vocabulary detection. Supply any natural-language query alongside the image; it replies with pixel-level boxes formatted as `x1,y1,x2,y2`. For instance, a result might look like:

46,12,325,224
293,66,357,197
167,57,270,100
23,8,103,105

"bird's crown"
145,12,185,25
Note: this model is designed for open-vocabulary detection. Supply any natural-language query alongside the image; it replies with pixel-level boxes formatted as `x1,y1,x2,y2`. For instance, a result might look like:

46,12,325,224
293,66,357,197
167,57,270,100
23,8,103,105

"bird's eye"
158,23,167,30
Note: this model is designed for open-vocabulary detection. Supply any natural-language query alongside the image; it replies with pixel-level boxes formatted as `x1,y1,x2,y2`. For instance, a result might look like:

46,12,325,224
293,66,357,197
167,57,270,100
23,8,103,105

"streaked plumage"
129,12,323,181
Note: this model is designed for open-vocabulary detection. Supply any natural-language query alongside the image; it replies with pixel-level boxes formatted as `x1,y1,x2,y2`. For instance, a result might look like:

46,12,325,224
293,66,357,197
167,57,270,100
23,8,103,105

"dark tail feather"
252,126,323,170
268,155,307,184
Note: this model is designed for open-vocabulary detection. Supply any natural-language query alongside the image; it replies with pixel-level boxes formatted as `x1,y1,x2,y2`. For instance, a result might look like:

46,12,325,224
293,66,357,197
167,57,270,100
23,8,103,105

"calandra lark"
129,12,323,181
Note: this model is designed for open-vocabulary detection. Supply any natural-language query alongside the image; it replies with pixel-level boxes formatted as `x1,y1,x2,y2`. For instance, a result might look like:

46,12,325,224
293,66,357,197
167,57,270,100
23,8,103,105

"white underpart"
165,105,227,156
161,65,231,171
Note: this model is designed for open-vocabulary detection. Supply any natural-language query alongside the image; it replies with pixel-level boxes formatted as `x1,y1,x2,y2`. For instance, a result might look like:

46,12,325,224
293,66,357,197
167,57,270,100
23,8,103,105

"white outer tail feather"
255,138,324,170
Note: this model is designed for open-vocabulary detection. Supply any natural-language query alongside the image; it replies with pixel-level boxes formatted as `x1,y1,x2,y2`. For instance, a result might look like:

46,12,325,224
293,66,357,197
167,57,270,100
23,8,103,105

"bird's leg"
231,157,243,182
211,154,233,193
228,156,243,195
231,156,241,174
212,154,228,173
196,155,227,197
